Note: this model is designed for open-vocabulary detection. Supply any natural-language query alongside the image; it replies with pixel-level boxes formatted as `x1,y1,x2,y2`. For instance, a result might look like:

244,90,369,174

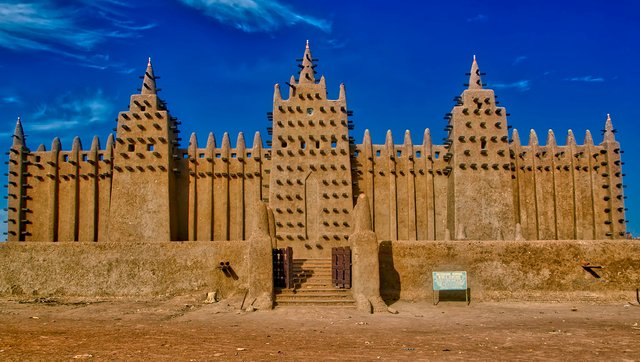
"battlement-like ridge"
5,43,627,249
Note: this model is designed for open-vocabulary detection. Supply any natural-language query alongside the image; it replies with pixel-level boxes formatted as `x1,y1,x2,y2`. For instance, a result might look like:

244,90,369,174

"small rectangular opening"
281,141,287,148
82,154,88,162
416,151,422,158
376,150,381,157
35,156,41,162
301,141,306,149
354,150,359,157
331,136,337,148
183,153,189,159
128,144,135,152
434,151,440,159
231,153,237,158
147,144,155,151
246,152,252,158
63,155,69,162
199,153,205,159
99,154,104,161
215,153,221,158
315,141,320,148
396,150,402,158
140,106,146,111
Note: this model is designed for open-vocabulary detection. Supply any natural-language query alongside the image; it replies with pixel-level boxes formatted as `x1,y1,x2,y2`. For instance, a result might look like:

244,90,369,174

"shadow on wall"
378,240,400,303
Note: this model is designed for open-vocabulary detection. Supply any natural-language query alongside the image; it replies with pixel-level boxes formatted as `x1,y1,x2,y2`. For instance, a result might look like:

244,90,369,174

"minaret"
6,117,27,241
107,58,180,242
269,41,353,256
446,56,515,240
601,114,627,238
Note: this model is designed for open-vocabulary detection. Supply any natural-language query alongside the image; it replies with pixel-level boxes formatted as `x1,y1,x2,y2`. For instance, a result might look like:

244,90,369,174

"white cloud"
513,56,527,65
492,80,531,92
178,0,331,33
2,96,21,104
29,89,114,132
467,14,488,22
565,75,604,82
0,2,154,68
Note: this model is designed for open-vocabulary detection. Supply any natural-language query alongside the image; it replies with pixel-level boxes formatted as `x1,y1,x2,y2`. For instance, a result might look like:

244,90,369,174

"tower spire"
12,116,25,148
298,40,316,84
603,113,616,142
468,55,483,89
141,57,157,95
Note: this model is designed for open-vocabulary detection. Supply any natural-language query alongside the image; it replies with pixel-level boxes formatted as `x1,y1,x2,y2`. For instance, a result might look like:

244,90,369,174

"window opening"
416,151,422,158
82,154,88,162
331,136,337,148
128,144,135,152
198,153,205,158
147,144,155,152
434,151,440,159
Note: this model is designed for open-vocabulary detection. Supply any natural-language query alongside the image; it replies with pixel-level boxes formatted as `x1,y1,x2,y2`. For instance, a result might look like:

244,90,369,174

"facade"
6,43,627,254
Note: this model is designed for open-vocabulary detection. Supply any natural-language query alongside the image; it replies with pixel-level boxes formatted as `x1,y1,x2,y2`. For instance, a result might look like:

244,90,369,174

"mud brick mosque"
6,42,627,252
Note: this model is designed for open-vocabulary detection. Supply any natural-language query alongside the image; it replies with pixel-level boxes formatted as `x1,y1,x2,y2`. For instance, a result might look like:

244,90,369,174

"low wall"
380,240,640,302
0,241,248,299
0,240,638,302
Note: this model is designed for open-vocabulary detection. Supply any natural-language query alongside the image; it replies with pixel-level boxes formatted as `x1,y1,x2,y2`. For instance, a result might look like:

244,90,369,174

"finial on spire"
604,113,616,142
298,41,316,84
12,116,25,148
468,55,483,90
141,57,156,95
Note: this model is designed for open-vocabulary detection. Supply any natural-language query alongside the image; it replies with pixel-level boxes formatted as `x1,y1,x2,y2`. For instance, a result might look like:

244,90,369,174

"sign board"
432,271,467,291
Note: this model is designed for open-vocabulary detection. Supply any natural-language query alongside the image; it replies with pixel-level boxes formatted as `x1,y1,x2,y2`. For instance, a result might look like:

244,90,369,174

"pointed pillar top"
12,116,25,148
299,41,316,84
141,57,156,95
604,113,616,142
468,55,483,90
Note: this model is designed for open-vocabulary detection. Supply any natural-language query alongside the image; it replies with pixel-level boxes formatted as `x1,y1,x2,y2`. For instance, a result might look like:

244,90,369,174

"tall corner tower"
269,41,353,254
447,56,515,240
107,59,180,241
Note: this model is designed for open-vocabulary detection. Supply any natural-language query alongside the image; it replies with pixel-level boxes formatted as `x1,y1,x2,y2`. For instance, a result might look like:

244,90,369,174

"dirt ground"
0,294,639,361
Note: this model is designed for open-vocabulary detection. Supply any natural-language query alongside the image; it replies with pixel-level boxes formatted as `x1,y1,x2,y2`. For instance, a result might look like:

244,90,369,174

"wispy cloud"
29,89,114,132
2,96,21,104
513,56,527,65
492,80,531,92
178,0,331,33
565,75,605,82
0,2,154,69
467,14,488,22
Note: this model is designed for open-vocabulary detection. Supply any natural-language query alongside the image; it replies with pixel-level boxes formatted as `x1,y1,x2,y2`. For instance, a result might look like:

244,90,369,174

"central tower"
269,42,353,255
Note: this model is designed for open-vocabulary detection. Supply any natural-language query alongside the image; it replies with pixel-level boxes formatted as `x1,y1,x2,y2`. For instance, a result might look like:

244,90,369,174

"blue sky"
1,0,638,237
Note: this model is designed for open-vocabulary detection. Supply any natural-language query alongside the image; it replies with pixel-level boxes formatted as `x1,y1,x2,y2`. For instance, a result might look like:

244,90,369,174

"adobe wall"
379,239,640,302
0,241,248,299
1,239,637,303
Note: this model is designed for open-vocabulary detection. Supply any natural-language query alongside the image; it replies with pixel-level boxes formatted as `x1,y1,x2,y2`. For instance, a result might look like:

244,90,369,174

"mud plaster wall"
0,241,248,299
380,240,640,302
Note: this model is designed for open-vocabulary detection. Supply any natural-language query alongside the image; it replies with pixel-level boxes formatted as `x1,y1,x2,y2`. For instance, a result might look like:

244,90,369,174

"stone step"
274,300,356,307
275,287,351,295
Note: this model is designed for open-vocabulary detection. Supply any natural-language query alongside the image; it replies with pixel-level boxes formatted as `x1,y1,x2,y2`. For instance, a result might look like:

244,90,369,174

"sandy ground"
0,294,639,361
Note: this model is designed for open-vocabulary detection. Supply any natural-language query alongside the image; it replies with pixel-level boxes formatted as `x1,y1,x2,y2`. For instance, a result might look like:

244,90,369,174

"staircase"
274,258,355,307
